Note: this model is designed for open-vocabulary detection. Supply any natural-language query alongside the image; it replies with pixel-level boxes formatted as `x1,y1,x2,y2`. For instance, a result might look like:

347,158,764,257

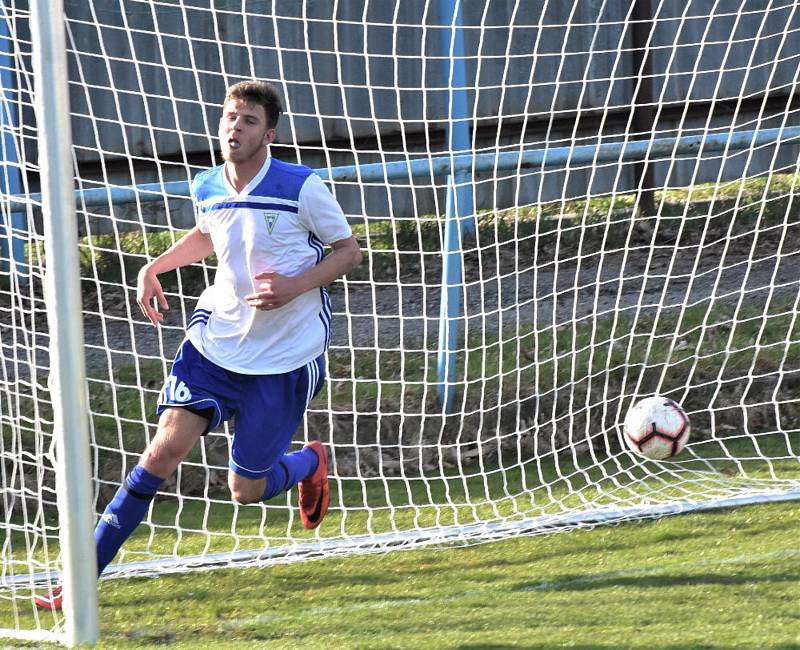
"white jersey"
186,155,352,374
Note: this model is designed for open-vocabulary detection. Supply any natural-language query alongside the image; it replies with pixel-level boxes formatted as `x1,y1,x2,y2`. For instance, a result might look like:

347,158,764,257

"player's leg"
94,407,208,576
228,354,329,528
36,339,232,610
227,440,323,504
34,407,209,611
94,339,232,578
228,442,328,529
227,473,265,504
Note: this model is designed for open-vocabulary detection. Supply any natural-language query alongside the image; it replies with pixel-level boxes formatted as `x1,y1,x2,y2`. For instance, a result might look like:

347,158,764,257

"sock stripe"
277,460,290,490
123,483,158,500
261,453,315,502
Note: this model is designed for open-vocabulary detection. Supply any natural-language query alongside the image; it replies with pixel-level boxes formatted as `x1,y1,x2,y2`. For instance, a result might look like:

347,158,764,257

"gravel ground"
75,238,799,371
3,221,799,377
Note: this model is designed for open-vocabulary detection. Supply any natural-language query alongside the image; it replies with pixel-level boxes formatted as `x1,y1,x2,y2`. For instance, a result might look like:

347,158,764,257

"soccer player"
35,80,362,610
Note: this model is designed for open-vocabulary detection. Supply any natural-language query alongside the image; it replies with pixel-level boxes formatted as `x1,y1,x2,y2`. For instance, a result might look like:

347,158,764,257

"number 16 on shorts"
160,375,193,403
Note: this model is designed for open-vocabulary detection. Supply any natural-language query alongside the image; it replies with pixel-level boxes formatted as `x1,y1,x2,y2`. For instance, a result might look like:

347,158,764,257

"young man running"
36,80,361,610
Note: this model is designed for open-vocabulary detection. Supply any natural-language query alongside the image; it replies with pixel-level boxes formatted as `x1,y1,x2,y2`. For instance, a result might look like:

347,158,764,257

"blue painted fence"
0,3,24,279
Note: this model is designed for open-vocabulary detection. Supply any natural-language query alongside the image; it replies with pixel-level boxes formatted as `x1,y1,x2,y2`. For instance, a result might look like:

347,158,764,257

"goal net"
3,0,800,642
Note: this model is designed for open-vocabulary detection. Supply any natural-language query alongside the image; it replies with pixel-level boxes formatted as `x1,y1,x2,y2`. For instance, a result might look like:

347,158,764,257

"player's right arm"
137,226,214,326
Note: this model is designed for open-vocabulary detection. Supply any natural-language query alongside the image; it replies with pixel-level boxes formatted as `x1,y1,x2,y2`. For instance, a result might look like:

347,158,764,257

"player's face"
219,99,275,164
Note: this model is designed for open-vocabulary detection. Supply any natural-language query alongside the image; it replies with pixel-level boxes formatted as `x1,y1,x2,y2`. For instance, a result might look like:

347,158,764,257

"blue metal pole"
437,177,463,412
318,125,800,183
438,0,475,236
0,2,8,271
436,0,474,411
0,1,25,279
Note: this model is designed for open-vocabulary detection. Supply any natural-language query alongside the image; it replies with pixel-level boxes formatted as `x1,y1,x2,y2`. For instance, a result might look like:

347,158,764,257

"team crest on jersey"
264,211,279,234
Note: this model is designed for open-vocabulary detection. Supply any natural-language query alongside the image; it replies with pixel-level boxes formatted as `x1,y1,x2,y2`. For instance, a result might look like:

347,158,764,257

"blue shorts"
156,339,325,479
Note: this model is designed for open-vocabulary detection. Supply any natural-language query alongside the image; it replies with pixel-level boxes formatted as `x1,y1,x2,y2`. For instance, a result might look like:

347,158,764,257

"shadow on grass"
452,646,800,650
513,569,800,593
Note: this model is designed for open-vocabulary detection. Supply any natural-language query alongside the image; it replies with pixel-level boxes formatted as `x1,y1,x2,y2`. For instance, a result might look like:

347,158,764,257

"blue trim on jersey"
201,200,299,214
307,232,324,264
192,159,313,210
318,287,332,348
191,166,227,204
308,226,331,350
188,308,211,330
305,359,318,408
188,316,209,330
251,158,314,202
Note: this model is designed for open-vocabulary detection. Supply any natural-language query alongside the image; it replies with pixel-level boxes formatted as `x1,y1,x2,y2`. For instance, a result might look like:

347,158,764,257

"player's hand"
137,265,169,326
246,271,304,310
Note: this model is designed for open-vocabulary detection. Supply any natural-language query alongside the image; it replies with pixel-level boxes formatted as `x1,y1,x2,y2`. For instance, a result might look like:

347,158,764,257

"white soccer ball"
623,395,691,460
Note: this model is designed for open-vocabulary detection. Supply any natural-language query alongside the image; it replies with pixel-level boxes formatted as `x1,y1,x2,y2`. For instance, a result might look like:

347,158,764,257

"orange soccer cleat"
298,441,329,530
34,585,63,611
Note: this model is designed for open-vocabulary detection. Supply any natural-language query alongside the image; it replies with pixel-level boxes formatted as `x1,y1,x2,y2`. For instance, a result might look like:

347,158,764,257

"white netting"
3,0,800,642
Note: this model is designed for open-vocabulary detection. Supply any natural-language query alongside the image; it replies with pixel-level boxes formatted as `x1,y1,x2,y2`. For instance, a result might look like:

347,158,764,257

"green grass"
74,433,782,552
8,500,800,648
127,435,798,569
4,432,798,579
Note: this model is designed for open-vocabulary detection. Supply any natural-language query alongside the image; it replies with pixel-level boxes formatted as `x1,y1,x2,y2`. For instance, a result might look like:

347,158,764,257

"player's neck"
224,149,269,193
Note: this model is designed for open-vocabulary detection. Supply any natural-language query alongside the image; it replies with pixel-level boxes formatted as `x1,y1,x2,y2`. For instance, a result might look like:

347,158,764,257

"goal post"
26,0,98,646
2,1,800,644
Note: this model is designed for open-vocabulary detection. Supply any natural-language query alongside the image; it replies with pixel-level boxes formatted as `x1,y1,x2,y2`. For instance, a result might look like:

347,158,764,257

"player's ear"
264,127,276,146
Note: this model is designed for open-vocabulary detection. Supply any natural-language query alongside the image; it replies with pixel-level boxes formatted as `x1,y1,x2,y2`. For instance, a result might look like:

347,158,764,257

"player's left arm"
247,236,361,311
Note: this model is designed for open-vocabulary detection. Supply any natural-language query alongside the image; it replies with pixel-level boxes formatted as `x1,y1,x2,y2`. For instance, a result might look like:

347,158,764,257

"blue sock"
261,447,319,501
95,465,164,576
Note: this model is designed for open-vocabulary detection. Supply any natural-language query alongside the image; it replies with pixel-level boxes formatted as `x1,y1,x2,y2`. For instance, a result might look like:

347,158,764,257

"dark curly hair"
225,80,283,130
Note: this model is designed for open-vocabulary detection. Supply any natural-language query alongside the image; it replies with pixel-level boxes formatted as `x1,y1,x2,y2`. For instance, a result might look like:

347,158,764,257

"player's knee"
229,486,261,505
228,475,264,505
141,445,182,477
